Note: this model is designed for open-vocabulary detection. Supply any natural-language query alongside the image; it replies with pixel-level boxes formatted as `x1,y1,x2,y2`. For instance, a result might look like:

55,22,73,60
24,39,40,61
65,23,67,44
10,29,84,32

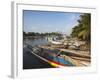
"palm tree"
71,14,91,42
78,14,91,41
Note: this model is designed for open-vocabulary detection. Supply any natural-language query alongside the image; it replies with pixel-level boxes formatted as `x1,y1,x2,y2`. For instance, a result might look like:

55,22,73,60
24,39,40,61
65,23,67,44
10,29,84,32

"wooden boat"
46,37,63,45
27,45,74,67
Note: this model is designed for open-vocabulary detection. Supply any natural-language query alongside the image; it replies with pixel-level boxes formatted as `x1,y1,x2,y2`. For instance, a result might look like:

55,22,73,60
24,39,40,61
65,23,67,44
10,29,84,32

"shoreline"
39,44,91,66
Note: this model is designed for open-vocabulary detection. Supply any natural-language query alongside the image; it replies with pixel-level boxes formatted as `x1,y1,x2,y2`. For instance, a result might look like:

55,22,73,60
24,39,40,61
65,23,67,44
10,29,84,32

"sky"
23,10,82,35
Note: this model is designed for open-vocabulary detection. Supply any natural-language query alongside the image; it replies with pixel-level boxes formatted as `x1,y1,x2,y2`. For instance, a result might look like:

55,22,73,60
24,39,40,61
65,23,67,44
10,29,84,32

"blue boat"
27,45,75,67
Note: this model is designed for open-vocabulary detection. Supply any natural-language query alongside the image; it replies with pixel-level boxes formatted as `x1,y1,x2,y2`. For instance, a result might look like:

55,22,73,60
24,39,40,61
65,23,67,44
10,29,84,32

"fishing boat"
27,44,74,67
46,37,63,45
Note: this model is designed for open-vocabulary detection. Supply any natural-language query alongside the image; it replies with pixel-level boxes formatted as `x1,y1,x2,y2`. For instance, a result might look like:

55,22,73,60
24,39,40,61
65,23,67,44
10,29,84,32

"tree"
71,13,91,42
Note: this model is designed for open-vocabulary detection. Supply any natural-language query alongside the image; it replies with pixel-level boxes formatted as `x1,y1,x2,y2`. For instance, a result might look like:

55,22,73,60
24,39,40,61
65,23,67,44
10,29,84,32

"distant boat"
46,37,63,45
49,40,63,45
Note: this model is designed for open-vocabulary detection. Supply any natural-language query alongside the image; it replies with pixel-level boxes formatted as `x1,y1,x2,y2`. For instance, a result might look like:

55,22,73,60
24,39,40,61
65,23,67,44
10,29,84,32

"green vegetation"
23,31,62,37
71,14,91,42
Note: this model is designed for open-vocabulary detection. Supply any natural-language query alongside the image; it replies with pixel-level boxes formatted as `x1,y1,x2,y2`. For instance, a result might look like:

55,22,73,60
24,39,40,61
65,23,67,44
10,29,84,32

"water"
24,38,48,47
23,37,54,69
23,46,54,69
23,37,74,69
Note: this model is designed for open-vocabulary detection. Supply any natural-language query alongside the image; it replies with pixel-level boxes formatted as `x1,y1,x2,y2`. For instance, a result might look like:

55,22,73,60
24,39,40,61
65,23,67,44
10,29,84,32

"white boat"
46,37,63,45
50,40,62,45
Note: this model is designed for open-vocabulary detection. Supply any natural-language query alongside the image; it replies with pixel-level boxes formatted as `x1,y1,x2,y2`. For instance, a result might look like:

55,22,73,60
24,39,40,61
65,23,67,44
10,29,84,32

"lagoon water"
24,38,48,47
23,38,54,69
23,38,74,69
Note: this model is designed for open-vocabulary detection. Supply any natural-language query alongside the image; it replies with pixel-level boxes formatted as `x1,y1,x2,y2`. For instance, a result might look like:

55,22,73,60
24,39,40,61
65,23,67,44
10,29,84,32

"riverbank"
39,44,91,66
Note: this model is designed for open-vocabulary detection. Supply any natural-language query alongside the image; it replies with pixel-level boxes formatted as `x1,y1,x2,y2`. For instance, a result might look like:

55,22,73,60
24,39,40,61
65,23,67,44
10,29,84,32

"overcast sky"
23,10,82,35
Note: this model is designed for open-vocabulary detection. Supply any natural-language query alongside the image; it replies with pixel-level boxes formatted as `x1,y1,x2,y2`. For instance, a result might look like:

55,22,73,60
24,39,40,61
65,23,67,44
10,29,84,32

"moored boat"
27,44,74,67
46,37,63,45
